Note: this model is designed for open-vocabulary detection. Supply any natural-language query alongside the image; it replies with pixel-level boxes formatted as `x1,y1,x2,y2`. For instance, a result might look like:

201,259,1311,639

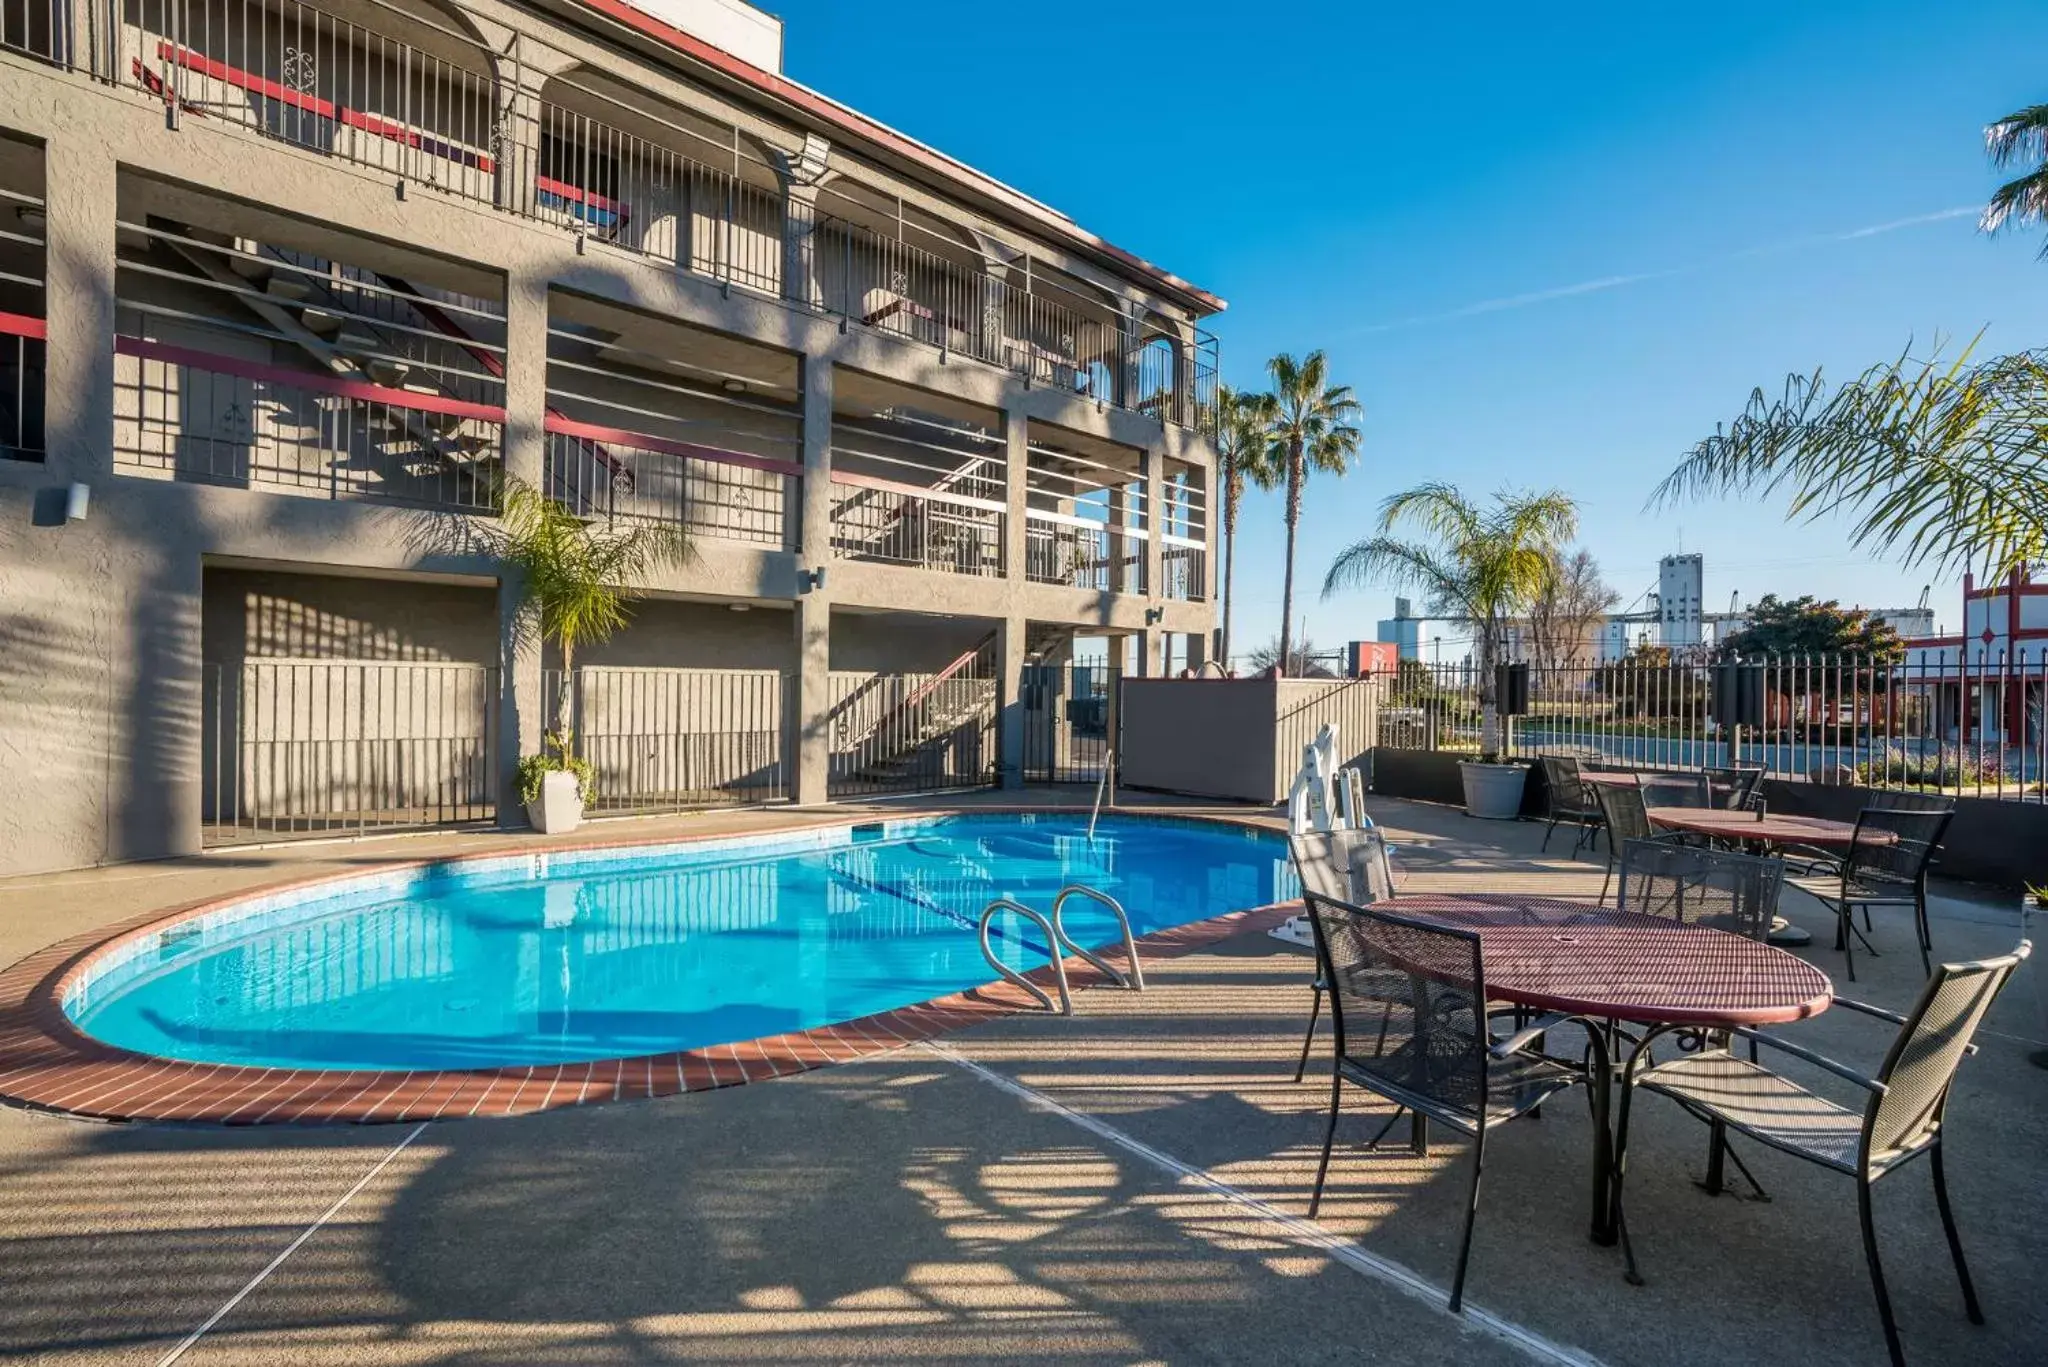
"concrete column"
1002,404,1027,581
1115,300,1145,409
495,266,549,824
42,135,117,483
1140,443,1165,600
1104,634,1126,778
997,615,1027,789
774,136,833,311
1168,319,1198,429
791,353,835,804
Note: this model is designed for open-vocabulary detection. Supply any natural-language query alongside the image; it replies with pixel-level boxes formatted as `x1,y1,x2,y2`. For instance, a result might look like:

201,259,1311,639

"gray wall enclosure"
1120,678,1380,804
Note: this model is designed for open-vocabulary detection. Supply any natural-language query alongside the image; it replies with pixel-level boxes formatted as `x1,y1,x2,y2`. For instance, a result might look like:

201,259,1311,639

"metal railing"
1023,512,1145,593
544,320,801,545
527,101,784,294
127,0,498,205
202,658,499,844
829,475,1005,577
1377,652,2048,802
547,666,789,812
91,0,1223,433
112,218,504,509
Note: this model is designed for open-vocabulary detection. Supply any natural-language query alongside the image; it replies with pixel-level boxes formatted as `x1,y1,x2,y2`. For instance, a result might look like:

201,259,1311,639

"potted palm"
1322,481,1576,819
469,477,689,834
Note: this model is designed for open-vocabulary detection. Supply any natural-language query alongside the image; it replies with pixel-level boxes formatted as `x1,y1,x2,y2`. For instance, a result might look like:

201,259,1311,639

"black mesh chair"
1288,829,1396,1082
1616,839,1783,941
1787,807,1954,980
1594,782,1681,904
1539,755,1604,857
1641,773,1710,809
1301,891,1597,1313
1705,765,1765,811
1613,943,2031,1367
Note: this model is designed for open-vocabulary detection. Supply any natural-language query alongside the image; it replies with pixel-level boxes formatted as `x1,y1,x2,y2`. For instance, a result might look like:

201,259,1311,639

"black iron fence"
1376,652,2048,802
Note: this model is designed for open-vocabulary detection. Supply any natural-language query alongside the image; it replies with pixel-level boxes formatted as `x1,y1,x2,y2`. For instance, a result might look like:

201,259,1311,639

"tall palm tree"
1323,483,1576,758
1984,102,2048,250
1264,351,1362,676
1214,383,1280,667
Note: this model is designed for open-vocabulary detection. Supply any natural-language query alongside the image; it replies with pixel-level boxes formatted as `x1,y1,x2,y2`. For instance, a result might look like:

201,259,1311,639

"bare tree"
1522,548,1618,672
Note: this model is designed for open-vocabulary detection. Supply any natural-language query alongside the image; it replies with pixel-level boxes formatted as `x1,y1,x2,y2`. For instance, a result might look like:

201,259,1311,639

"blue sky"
770,0,2046,655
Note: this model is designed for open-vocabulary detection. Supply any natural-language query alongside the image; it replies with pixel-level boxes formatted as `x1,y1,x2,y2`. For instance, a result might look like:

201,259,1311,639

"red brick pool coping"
0,810,1294,1127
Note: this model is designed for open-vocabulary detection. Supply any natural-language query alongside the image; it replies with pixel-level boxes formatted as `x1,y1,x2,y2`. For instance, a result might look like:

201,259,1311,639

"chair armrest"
1491,1012,1588,1059
1730,1026,1885,1092
1831,996,1909,1027
1832,995,1977,1055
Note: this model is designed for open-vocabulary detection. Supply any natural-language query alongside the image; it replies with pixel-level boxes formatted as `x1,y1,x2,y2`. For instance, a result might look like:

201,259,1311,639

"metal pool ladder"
977,884,1145,1015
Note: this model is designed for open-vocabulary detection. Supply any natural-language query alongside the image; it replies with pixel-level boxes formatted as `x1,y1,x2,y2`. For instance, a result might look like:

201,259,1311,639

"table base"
1765,917,1812,948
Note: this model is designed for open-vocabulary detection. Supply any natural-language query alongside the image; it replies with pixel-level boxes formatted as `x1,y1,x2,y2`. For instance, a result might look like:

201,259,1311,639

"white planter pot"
525,770,585,834
1459,761,1527,820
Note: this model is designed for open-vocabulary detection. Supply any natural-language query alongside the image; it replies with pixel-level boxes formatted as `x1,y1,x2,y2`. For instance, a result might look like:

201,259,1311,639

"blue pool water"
66,814,1294,1070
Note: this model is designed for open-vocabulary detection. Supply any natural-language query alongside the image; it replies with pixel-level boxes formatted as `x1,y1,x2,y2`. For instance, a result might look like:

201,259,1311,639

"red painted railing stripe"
115,336,506,423
534,175,626,215
0,311,46,340
154,42,496,173
543,414,801,477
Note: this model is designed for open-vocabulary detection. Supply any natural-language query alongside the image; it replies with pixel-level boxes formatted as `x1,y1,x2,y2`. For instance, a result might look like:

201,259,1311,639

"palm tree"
1650,341,2048,584
1214,383,1281,667
468,477,691,766
1984,102,2048,251
1263,351,1362,675
1323,483,1576,758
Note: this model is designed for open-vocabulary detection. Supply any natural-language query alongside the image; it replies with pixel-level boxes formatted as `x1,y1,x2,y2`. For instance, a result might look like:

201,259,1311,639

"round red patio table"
1375,891,1832,1243
1644,807,1893,851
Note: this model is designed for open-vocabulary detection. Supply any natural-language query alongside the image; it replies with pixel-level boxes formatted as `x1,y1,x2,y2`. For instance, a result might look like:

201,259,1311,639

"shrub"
518,730,596,805
1854,745,2003,789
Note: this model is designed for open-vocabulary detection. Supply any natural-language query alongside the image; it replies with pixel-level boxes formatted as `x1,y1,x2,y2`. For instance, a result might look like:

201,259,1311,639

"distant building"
1897,571,2048,743
1658,554,1705,649
1376,597,1422,660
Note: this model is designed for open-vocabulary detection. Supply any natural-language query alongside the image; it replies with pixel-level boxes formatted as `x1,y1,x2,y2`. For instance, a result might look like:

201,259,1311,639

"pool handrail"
979,898,1073,1015
1088,748,1116,843
1050,884,1145,991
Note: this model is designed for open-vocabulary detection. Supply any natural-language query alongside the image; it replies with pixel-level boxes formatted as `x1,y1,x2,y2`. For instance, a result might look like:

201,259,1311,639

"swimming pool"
62,813,1294,1072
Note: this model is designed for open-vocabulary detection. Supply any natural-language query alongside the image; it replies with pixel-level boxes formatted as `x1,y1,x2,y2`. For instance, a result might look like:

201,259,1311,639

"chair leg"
1599,854,1615,907
1858,1180,1907,1367
1931,1142,1985,1325
1293,983,1323,1084
1449,1126,1487,1314
1841,903,1858,983
1541,816,1559,853
1916,893,1934,977
1309,1070,1343,1218
1697,1119,1727,1197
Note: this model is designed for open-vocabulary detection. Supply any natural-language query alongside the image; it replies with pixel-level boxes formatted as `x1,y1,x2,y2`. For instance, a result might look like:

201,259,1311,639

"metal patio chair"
1594,782,1682,904
1300,891,1598,1313
1641,773,1710,810
1787,806,1953,980
1612,943,2031,1367
1539,755,1604,857
1704,765,1765,811
1287,829,1396,1083
1616,838,1783,942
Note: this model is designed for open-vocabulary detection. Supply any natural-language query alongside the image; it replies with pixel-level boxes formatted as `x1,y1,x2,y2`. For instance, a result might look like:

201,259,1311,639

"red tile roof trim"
0,810,1289,1126
571,0,1225,316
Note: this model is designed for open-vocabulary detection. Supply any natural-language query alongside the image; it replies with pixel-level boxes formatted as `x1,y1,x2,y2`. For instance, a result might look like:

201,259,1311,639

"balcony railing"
1024,512,1145,594
22,0,1222,434
830,474,1004,577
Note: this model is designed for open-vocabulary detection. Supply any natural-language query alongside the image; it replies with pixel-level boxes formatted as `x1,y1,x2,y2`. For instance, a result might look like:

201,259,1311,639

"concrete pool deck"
2,790,2045,1365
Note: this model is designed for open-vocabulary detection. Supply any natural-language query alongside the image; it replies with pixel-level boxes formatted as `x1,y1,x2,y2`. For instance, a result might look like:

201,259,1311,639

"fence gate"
1021,661,1112,783
203,660,499,845
553,667,790,814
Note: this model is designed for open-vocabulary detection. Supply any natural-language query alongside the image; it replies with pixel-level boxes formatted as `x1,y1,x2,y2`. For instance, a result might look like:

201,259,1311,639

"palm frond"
1985,103,2048,170
1650,340,2048,581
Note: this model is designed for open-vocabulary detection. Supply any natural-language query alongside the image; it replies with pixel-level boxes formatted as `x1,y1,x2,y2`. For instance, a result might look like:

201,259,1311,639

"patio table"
1379,891,1831,1245
1644,808,1898,948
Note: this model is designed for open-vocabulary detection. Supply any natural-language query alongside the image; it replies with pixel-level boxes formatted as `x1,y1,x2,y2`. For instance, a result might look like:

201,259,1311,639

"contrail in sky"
1348,205,1980,336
